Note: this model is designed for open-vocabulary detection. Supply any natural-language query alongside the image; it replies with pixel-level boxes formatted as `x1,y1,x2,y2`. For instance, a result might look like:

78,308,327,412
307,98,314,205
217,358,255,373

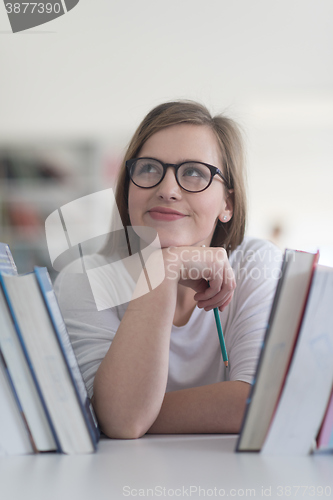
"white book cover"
0,354,33,456
0,289,56,452
262,266,333,455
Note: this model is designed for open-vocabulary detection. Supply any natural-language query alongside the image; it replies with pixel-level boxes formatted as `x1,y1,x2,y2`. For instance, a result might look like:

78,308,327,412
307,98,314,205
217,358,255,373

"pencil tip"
224,361,229,368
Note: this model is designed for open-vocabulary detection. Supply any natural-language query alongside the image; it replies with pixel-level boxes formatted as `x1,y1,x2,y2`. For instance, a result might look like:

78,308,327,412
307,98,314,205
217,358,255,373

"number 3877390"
5,3,62,14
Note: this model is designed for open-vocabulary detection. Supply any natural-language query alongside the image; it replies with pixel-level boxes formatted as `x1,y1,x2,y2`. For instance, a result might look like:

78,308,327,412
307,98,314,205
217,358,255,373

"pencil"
213,307,229,368
202,247,228,367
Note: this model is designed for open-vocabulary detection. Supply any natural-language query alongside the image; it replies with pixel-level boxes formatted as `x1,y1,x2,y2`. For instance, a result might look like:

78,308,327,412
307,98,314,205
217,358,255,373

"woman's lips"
148,208,187,221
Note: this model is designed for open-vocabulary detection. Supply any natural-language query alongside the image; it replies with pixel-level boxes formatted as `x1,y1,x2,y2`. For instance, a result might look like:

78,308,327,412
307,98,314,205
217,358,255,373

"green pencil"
213,307,228,368
204,264,229,368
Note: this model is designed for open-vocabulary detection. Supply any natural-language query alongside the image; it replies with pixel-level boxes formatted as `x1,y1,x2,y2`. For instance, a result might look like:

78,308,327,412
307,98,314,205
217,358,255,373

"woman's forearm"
93,268,179,439
147,381,250,435
92,247,236,439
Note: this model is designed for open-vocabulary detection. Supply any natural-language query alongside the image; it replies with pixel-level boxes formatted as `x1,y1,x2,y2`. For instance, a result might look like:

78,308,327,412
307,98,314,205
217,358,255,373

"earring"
223,216,227,221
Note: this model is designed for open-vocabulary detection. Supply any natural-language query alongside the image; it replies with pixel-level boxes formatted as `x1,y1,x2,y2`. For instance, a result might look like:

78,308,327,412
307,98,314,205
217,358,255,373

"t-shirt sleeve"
54,269,121,399
225,239,282,384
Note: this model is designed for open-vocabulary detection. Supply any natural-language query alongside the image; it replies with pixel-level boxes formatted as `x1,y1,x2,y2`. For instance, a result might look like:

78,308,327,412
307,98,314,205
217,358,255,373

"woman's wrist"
162,247,184,282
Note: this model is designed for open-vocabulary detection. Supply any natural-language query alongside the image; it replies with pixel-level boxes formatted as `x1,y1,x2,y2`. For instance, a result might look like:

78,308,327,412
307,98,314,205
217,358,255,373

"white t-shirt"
54,237,282,398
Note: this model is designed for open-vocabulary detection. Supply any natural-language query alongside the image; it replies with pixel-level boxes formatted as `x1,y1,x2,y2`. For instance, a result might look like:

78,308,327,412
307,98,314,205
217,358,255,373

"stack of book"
0,243,100,456
236,248,333,455
1,240,332,456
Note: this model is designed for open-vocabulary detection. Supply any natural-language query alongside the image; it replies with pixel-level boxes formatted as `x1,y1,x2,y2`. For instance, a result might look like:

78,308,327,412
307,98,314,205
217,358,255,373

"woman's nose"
155,167,182,199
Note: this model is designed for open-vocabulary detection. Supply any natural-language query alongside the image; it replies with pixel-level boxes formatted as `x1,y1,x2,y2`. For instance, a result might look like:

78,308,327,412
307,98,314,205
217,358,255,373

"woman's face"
128,124,233,248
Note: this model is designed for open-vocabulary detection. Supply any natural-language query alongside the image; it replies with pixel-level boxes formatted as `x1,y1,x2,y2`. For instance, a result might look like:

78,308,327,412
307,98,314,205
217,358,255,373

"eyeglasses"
126,157,230,193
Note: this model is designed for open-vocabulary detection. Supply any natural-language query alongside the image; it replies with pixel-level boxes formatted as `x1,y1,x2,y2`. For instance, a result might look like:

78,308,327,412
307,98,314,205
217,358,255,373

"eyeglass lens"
129,158,213,192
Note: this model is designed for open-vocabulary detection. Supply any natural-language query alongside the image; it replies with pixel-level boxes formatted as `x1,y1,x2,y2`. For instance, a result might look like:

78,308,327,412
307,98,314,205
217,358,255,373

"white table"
1,435,332,500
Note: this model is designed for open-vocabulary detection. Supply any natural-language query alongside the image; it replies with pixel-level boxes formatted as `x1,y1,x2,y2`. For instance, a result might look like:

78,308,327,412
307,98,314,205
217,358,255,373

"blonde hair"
113,100,247,254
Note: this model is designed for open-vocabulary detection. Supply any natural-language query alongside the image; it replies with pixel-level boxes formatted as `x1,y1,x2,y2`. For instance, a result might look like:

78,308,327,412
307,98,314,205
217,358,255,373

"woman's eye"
183,167,203,177
139,163,158,174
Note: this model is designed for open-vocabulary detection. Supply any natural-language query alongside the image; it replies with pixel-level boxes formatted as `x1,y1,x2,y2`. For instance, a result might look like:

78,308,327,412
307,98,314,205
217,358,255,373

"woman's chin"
159,238,203,249
154,230,213,249
159,237,188,249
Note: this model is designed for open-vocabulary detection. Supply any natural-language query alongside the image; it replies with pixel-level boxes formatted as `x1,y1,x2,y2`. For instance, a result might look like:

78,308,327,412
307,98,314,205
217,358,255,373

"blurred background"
0,0,332,278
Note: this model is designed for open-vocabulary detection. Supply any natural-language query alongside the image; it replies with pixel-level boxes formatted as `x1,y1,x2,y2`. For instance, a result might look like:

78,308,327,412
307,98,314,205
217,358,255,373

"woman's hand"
163,246,236,312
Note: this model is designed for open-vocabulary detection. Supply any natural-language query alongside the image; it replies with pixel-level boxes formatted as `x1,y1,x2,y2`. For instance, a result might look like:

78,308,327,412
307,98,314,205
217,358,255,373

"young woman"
54,101,282,439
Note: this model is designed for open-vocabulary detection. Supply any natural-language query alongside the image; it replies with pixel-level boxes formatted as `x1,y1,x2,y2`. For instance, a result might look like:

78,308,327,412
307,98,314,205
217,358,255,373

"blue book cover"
34,266,100,448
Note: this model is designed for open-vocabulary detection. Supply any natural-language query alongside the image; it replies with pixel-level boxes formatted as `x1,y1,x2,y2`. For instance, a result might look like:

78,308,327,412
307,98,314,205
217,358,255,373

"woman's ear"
218,189,234,223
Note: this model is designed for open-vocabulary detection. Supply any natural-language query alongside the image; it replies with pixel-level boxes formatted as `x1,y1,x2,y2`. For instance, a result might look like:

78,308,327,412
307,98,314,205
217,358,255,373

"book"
0,284,57,452
317,387,333,450
261,265,333,455
0,243,17,276
236,249,319,452
34,266,100,449
0,243,57,452
0,267,99,454
0,350,34,456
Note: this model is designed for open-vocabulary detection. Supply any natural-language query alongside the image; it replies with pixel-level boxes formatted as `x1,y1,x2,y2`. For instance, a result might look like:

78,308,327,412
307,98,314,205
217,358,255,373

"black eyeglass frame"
126,157,231,193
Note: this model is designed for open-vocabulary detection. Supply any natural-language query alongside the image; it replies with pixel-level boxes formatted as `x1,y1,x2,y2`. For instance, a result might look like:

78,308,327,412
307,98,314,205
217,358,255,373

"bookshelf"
0,141,100,280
